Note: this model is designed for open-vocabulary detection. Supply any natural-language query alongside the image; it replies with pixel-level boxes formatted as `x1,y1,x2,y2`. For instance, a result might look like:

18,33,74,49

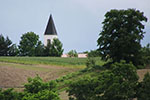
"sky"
0,0,150,53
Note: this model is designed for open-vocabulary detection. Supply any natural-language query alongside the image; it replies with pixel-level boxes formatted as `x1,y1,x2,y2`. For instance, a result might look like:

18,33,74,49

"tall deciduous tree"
19,32,41,56
97,9,147,66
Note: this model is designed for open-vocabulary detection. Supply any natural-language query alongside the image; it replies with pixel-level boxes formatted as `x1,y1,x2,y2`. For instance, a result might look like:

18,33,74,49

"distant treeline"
0,32,63,57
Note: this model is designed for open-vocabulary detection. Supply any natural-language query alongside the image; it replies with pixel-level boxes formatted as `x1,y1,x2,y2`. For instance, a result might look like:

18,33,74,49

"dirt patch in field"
137,68,150,81
0,62,80,88
60,91,69,100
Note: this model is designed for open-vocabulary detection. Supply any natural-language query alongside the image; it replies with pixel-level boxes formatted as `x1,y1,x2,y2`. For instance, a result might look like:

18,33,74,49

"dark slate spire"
44,15,57,35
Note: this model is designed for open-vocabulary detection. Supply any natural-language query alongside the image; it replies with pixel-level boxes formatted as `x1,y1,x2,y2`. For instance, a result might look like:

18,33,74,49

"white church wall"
44,35,58,46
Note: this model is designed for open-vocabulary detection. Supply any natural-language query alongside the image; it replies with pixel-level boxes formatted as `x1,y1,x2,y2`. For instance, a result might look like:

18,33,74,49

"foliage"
97,9,147,66
22,90,60,100
24,75,57,93
44,40,51,56
8,44,19,56
67,61,138,100
141,43,150,65
137,72,150,100
67,75,97,100
0,88,23,100
1,32,63,57
44,38,64,57
99,61,138,100
0,76,60,100
50,38,64,57
35,41,45,56
111,60,138,81
86,57,96,68
88,50,101,57
23,76,60,100
19,32,42,56
68,50,78,57
0,34,13,56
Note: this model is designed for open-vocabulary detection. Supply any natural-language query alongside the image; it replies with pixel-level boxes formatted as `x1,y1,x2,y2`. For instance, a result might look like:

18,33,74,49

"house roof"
44,15,57,35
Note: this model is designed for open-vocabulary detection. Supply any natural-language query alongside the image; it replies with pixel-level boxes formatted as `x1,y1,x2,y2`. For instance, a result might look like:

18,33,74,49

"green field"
0,57,105,68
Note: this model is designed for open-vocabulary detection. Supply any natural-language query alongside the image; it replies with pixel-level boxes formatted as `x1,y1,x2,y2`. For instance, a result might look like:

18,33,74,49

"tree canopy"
0,76,60,100
0,34,18,56
67,61,139,100
141,43,150,66
137,72,150,100
97,9,147,66
67,50,78,57
44,38,64,57
1,32,64,57
19,32,42,56
49,38,64,57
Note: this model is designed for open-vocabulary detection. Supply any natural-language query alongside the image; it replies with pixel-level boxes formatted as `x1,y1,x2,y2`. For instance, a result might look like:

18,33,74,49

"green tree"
67,61,138,100
22,90,60,100
141,43,150,66
44,40,51,56
24,76,58,93
35,41,45,56
23,76,60,100
137,72,150,100
8,44,19,56
0,88,23,100
19,32,41,56
67,76,97,100
68,50,78,57
88,50,101,57
97,9,147,66
0,76,60,100
86,57,96,68
0,34,12,56
49,38,64,57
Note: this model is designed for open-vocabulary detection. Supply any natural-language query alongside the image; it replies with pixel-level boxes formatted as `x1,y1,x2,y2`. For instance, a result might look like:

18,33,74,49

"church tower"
44,15,58,46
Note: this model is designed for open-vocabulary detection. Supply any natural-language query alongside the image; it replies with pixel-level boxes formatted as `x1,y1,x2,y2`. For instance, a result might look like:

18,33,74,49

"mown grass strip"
0,57,86,67
0,62,52,72
0,57,105,68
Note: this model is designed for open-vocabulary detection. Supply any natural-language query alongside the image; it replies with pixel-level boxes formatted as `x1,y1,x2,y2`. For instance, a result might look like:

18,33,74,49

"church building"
44,15,58,46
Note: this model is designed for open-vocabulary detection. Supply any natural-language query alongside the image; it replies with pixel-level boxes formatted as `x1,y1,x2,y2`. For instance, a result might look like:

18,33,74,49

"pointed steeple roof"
44,15,57,35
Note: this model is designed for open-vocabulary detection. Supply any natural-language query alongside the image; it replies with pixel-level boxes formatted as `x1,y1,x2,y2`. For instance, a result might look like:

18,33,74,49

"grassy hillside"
0,57,105,88
0,57,106,100
0,57,105,68
0,57,150,100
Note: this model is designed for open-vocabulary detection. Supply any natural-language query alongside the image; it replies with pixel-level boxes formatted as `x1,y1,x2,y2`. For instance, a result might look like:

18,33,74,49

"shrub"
0,76,60,100
137,72,150,100
22,90,60,100
23,76,60,100
86,57,96,68
68,50,78,57
141,44,150,66
67,75,97,100
0,88,23,100
88,50,101,57
67,61,138,100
